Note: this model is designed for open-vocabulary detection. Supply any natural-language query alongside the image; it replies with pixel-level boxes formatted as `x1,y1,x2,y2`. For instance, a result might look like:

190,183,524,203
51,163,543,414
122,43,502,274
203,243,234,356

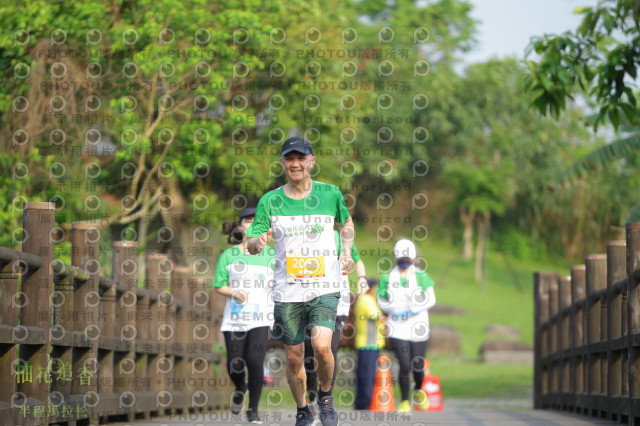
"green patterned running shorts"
272,292,340,345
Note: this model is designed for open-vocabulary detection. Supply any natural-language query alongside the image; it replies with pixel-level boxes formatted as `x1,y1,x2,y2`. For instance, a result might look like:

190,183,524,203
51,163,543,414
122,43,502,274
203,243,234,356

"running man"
247,136,355,426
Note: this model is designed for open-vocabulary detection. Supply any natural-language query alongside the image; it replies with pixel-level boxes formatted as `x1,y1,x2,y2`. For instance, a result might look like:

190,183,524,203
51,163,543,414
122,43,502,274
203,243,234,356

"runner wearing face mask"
376,239,436,413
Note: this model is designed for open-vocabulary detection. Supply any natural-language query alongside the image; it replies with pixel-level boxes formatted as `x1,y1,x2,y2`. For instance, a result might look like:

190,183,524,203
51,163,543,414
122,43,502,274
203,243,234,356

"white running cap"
393,239,416,259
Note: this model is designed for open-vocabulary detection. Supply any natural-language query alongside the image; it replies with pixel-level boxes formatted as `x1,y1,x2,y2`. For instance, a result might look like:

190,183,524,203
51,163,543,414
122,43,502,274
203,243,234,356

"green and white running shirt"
246,180,351,303
213,245,276,331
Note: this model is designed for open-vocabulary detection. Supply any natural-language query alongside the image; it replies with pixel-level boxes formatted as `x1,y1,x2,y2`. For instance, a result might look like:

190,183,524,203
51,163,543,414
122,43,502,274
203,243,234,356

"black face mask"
397,259,412,270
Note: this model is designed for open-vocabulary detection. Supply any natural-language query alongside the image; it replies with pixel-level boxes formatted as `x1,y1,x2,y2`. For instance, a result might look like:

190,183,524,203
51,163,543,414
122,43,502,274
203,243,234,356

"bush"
494,228,546,261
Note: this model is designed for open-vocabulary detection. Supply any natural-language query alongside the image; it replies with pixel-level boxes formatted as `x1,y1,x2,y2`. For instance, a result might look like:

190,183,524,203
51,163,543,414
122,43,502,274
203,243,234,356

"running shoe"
309,398,320,424
318,395,339,426
414,388,430,410
397,399,412,413
295,409,316,426
247,409,262,424
230,389,246,414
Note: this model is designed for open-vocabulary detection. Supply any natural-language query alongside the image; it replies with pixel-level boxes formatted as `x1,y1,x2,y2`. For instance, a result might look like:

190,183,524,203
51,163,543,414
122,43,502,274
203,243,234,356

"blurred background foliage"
0,0,638,274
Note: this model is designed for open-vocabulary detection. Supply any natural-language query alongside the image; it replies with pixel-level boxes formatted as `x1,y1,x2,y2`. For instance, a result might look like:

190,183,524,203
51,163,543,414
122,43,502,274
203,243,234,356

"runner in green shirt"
246,136,354,426
212,207,275,424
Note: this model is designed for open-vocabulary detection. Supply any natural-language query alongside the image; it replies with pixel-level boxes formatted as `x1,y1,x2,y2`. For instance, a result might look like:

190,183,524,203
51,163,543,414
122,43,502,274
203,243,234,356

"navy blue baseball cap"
239,207,256,222
281,136,313,156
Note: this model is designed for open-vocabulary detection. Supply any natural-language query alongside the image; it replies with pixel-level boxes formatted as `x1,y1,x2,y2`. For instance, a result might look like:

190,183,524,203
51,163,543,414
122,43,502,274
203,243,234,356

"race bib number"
286,256,325,283
231,301,261,322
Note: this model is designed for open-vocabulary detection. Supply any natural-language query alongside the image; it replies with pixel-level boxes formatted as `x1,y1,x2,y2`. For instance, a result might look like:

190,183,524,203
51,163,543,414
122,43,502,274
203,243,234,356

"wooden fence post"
146,253,171,418
172,266,190,414
607,240,626,421
99,255,117,423
133,255,151,420
585,253,607,418
112,240,138,421
627,223,640,424
163,268,177,416
70,223,101,424
534,271,557,409
571,264,586,413
19,202,55,426
559,275,572,408
549,277,559,405
0,246,22,426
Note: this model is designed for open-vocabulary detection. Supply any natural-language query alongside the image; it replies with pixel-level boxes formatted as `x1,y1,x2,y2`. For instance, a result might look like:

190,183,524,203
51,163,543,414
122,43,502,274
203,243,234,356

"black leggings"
304,315,346,400
223,326,270,411
389,338,428,401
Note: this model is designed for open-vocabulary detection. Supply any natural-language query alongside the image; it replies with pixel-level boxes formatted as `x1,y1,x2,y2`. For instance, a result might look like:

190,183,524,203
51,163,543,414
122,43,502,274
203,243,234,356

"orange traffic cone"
370,354,396,412
415,359,443,411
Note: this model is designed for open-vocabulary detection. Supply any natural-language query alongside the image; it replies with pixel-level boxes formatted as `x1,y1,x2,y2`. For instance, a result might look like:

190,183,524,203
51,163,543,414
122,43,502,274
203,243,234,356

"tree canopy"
525,0,640,130
1,0,635,267
525,0,640,224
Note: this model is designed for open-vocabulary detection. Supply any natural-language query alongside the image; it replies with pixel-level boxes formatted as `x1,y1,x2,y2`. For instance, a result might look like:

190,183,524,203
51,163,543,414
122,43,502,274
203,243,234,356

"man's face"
281,151,315,182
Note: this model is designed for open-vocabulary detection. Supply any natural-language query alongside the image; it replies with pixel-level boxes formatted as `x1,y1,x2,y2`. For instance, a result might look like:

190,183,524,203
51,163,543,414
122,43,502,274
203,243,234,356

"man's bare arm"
339,217,355,274
247,229,271,255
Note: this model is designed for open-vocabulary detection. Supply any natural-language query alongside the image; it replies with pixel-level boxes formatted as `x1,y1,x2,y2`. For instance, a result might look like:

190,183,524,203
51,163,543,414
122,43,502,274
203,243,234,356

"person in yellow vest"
377,239,435,413
354,278,386,410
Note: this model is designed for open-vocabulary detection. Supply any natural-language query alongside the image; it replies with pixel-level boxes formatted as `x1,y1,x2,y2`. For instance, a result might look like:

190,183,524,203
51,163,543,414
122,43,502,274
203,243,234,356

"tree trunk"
160,176,193,268
474,210,491,285
460,208,475,260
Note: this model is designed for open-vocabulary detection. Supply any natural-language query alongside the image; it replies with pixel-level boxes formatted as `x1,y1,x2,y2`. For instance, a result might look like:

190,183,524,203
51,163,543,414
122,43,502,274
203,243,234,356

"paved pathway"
110,401,617,425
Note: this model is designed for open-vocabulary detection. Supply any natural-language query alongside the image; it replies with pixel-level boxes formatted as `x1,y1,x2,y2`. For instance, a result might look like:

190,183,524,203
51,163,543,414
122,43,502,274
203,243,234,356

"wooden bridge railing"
0,202,232,426
534,222,640,425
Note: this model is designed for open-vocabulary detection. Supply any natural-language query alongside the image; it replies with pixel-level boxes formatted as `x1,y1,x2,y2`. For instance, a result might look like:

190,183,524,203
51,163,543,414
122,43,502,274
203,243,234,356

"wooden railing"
0,202,232,426
534,222,640,425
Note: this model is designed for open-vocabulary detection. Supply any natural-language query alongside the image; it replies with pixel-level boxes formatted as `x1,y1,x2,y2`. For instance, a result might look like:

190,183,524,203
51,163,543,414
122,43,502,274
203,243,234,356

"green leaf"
609,105,621,129
603,10,615,33
539,73,552,90
573,6,592,15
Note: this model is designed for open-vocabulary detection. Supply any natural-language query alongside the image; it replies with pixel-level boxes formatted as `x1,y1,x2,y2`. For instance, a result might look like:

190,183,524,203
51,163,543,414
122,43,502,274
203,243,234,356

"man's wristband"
358,275,367,280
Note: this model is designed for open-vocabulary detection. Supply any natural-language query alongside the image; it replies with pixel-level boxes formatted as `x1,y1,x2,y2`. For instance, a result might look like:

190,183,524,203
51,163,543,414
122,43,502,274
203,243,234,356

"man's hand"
356,276,368,297
255,228,272,253
339,252,354,275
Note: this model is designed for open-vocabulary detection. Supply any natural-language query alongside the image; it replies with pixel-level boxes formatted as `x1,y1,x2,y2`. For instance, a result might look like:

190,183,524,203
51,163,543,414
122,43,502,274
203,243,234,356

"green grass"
428,358,532,399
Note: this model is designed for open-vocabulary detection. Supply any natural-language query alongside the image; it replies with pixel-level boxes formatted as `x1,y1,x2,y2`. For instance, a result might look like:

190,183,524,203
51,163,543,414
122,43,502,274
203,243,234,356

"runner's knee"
313,344,333,363
286,347,304,369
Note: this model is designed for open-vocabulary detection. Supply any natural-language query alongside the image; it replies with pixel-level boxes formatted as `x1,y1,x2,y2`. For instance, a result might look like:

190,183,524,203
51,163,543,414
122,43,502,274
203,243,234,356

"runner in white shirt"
246,136,355,426
377,239,436,413
212,207,275,424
